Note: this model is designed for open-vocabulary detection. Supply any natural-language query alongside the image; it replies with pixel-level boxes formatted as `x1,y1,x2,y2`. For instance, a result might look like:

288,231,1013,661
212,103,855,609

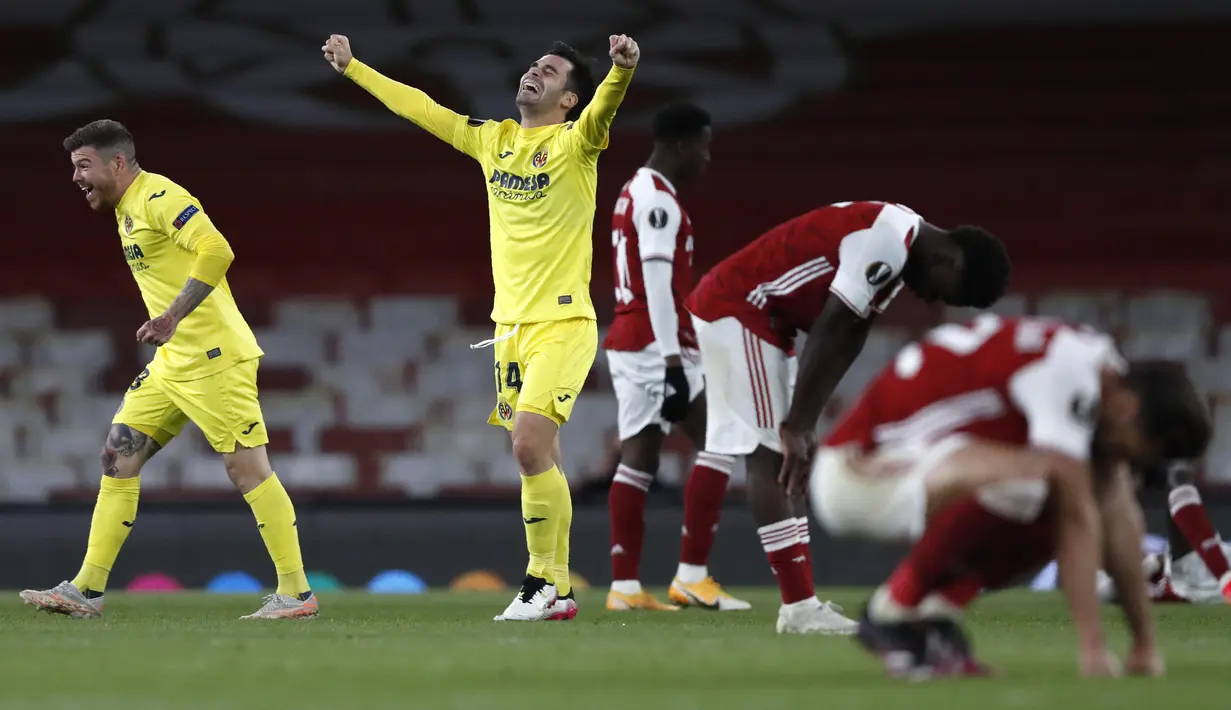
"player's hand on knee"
777,425,816,498
660,364,690,423
609,34,639,69
1079,647,1121,678
322,34,353,72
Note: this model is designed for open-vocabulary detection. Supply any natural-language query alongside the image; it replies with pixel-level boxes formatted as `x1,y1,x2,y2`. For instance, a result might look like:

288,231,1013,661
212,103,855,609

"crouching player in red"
685,201,1009,634
812,315,1211,677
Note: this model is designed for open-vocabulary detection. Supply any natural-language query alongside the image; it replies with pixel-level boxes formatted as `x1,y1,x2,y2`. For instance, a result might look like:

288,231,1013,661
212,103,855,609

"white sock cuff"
867,585,917,623
758,518,801,553
795,516,810,545
695,452,735,476
1169,484,1202,515
917,594,963,621
676,562,708,585
611,580,642,595
614,464,653,492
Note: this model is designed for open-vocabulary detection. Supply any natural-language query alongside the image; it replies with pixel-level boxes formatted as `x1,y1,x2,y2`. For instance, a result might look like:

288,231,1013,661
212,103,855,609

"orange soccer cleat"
606,589,679,611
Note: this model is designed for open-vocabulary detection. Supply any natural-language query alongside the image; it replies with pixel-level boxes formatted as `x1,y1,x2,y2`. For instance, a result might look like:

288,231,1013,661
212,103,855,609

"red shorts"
934,497,1057,589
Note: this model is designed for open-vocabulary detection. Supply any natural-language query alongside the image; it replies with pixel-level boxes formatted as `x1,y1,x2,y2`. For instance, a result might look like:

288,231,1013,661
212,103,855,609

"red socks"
1169,485,1231,586
887,498,1005,609
679,452,733,566
759,518,814,604
609,464,651,582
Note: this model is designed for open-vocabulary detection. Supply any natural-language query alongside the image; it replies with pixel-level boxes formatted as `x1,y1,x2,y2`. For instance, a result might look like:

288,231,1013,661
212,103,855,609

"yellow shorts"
488,318,597,431
113,358,269,453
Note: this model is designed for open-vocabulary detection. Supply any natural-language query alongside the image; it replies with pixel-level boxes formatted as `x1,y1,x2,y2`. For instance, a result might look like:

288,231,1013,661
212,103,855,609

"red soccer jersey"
685,201,920,350
603,167,696,352
826,315,1124,464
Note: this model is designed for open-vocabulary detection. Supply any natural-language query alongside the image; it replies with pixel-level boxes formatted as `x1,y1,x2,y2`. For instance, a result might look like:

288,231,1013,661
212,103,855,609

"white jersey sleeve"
640,258,680,357
1007,328,1126,461
829,204,920,318
632,191,682,262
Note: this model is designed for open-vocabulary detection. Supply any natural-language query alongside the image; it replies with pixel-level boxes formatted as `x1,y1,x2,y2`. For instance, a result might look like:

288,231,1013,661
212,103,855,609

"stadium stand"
2,289,1231,501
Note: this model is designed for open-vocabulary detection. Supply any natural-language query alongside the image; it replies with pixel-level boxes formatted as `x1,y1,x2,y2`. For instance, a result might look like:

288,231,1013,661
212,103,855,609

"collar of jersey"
115,169,150,213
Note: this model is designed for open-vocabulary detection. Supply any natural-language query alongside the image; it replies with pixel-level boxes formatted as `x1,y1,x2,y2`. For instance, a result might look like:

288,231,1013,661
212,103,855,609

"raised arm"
323,34,489,159
572,35,639,151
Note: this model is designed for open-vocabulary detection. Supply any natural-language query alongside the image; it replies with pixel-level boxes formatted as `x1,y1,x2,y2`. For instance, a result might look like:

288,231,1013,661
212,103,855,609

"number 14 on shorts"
495,361,523,392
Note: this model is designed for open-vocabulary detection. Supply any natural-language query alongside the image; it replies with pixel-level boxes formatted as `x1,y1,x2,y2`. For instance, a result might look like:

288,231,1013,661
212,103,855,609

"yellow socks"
552,468,573,596
244,473,310,597
521,466,569,582
71,475,141,594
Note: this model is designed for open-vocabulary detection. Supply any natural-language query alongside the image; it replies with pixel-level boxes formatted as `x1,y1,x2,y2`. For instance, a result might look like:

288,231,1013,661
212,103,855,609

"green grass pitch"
0,588,1226,710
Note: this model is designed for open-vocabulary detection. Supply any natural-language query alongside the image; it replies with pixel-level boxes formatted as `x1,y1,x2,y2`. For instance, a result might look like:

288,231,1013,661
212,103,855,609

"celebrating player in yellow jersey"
19,120,317,621
324,33,639,620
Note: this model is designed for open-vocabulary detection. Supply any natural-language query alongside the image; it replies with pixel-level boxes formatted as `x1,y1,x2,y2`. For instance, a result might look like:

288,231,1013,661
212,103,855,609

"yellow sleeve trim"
575,64,635,150
187,233,235,287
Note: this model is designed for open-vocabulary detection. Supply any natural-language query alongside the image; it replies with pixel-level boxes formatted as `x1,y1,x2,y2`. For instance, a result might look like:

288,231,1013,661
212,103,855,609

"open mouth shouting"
519,76,542,98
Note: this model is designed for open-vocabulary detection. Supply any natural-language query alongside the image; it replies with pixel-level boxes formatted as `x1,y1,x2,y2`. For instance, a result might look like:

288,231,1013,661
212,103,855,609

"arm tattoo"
101,424,162,476
165,277,215,320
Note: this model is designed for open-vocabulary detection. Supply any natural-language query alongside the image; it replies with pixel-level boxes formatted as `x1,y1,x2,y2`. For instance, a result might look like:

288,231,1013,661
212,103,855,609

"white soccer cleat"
776,598,859,635
19,581,103,619
240,592,319,620
494,575,557,621
547,591,579,621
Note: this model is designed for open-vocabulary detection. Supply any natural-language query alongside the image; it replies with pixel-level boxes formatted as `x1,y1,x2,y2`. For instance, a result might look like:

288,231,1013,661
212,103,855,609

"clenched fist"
322,34,353,73
136,313,178,347
609,34,640,69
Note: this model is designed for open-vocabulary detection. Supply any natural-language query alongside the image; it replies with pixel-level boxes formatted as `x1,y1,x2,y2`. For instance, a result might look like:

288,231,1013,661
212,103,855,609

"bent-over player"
685,201,1009,633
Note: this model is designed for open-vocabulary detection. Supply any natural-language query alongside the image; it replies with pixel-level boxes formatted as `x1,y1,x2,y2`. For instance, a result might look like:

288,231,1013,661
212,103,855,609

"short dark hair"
950,226,1010,309
547,42,596,122
63,119,136,164
1126,361,1212,462
653,103,711,141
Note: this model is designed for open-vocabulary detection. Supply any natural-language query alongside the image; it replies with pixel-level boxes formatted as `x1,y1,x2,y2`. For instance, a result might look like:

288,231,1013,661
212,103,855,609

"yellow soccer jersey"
345,59,634,325
115,171,262,380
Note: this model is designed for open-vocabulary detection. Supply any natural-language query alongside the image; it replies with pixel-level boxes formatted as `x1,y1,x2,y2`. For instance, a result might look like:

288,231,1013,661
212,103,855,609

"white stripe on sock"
795,516,810,545
1169,484,1202,516
695,452,735,476
614,464,653,492
758,519,801,553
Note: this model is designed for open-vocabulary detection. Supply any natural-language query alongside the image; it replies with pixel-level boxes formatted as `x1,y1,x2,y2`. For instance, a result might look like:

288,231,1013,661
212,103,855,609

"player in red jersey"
685,202,1008,633
813,315,1210,677
602,104,750,612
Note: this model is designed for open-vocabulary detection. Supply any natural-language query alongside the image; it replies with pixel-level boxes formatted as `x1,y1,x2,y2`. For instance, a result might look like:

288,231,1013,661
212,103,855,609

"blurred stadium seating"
2,289,1231,501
